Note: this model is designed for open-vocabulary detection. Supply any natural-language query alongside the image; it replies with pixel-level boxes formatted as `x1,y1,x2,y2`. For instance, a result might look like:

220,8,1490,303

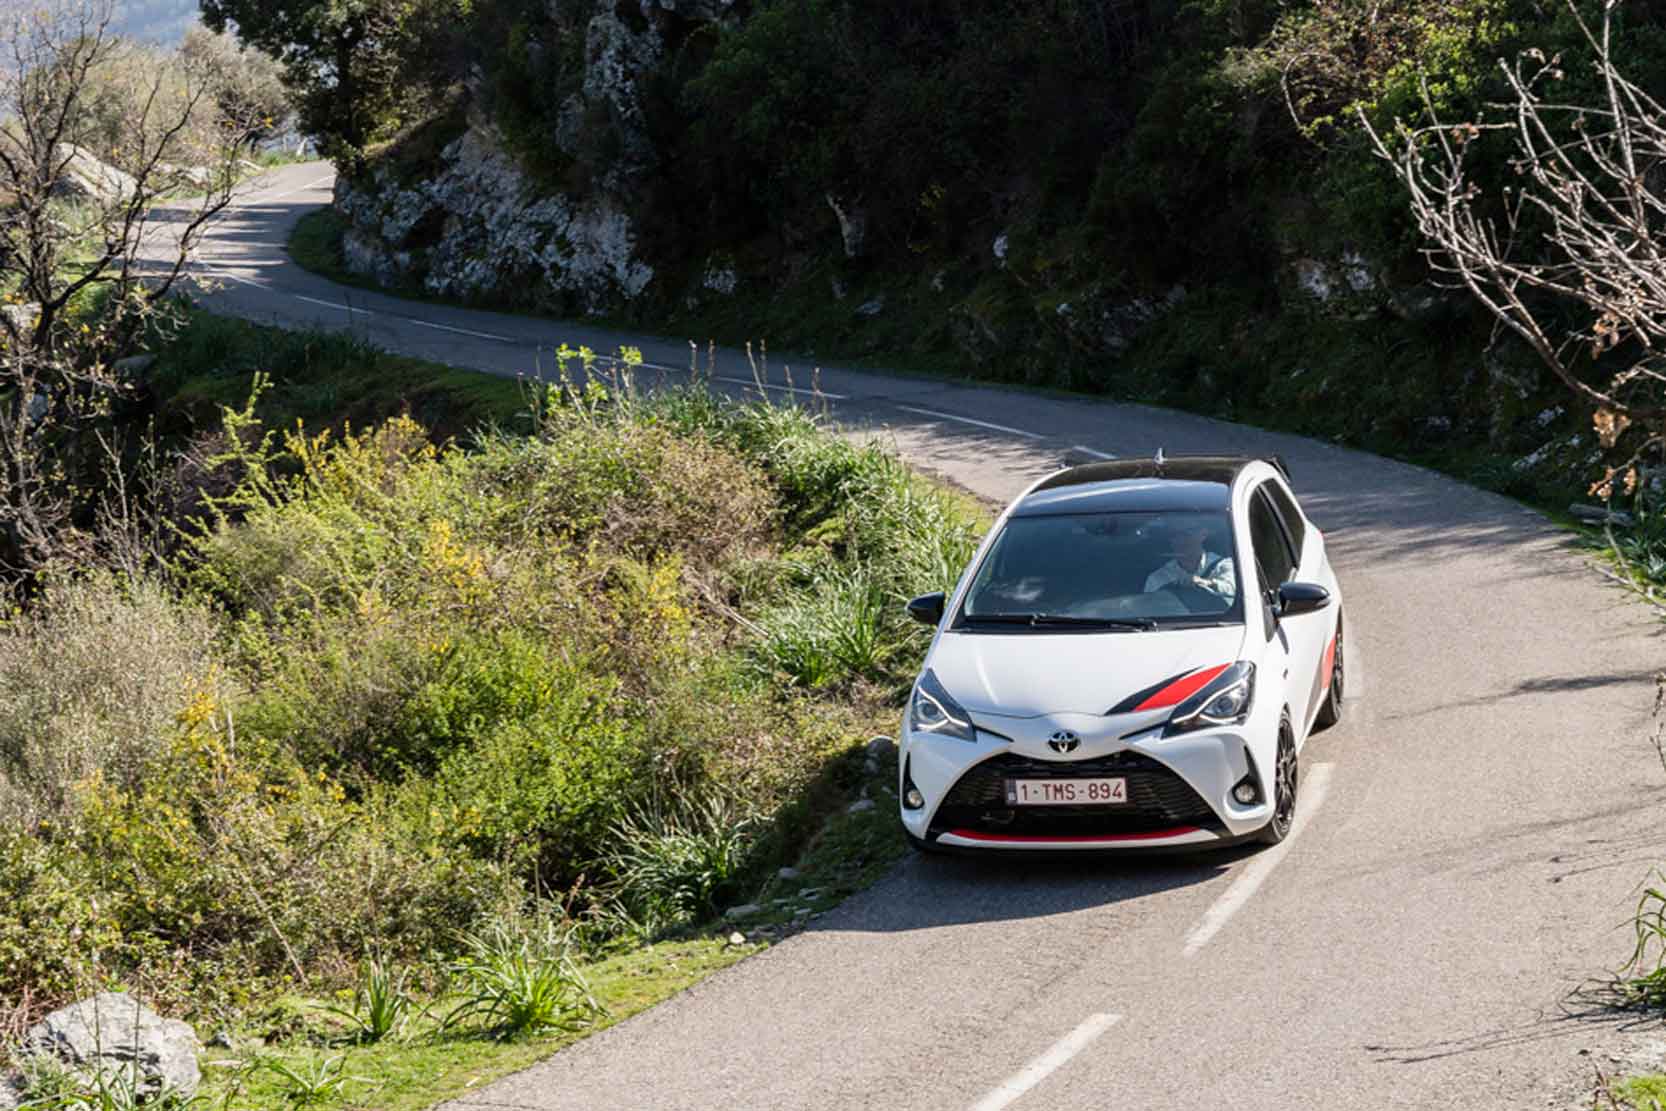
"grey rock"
1,302,39,338
724,903,761,921
206,1030,235,1050
846,798,876,815
1569,504,1636,528
50,145,138,205
798,888,823,900
112,354,156,379
776,866,801,881
21,993,200,1099
333,124,655,314
827,193,866,259
855,296,885,318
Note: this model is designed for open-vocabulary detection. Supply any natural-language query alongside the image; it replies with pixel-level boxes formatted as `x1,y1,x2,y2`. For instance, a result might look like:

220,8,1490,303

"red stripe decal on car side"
945,827,1204,844
1133,664,1230,712
1320,634,1337,692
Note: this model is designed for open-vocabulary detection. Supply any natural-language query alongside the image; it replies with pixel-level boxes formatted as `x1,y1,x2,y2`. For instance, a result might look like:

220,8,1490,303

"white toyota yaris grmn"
898,454,1343,852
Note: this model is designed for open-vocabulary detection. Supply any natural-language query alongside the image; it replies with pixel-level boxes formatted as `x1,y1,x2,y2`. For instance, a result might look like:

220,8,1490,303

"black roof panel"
1014,456,1258,516
1032,456,1258,491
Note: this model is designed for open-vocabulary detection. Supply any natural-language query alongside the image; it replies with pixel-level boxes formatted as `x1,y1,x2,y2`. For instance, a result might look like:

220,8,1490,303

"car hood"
928,624,1250,718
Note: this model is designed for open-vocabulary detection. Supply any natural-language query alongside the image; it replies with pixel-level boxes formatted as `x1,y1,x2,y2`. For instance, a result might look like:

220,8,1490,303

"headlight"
910,669,977,743
1165,662,1255,735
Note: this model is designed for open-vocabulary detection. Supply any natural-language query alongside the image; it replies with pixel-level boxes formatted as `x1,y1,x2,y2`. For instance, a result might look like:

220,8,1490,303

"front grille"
930,750,1221,838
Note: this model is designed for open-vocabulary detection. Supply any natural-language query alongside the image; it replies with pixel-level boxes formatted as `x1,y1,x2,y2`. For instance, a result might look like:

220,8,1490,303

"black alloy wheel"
1258,725,1297,846
1314,612,1344,729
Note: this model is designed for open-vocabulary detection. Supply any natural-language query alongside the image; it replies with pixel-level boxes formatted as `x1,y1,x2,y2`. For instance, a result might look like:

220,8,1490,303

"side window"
1262,480,1307,561
1248,491,1296,593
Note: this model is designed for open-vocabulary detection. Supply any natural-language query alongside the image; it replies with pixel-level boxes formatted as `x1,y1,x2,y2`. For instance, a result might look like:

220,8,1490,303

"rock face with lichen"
333,2,676,315
335,124,655,315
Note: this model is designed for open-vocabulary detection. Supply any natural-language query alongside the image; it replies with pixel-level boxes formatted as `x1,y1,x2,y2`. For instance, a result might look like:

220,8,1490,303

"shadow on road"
803,843,1251,934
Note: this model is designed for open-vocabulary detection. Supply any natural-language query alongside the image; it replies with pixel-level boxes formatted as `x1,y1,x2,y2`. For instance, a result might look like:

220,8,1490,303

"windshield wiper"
962,613,1158,631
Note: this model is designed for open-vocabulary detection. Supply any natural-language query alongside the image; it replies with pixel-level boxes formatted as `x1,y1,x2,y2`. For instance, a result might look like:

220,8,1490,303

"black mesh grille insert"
930,750,1221,838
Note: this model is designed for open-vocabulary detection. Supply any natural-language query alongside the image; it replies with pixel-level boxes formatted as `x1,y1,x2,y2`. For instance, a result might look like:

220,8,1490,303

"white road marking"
243,173,336,207
1182,762,1335,958
896,405,1043,439
1069,444,1117,459
712,373,848,400
407,317,515,342
295,295,370,314
968,1013,1122,1111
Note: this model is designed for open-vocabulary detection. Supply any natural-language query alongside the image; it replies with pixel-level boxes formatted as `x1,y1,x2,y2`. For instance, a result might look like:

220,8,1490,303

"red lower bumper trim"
944,826,1205,844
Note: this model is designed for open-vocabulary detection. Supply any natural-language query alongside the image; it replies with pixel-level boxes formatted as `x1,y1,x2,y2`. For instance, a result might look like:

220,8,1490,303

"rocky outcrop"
335,125,655,314
50,145,138,205
17,993,200,1099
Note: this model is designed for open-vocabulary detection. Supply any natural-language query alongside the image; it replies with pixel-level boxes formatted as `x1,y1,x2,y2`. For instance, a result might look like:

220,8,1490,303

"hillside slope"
292,0,1666,495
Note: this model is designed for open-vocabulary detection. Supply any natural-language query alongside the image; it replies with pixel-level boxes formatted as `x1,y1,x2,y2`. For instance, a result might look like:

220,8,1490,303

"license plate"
1005,777,1127,806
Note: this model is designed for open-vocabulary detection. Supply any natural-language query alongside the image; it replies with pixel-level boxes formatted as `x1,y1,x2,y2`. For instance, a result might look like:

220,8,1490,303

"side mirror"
1275,581,1331,618
906,591,946,626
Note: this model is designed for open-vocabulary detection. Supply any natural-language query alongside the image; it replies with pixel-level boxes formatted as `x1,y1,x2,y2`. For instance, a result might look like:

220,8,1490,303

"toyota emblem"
1047,730,1081,754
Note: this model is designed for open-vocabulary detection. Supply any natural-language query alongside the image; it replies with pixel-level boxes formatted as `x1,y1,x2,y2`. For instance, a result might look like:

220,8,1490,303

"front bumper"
900,710,1275,851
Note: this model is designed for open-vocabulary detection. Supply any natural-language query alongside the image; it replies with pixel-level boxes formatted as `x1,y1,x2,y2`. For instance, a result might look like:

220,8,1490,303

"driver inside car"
1143,521,1236,602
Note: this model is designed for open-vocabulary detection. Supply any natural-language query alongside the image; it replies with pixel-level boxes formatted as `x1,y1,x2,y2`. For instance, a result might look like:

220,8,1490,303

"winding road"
177,164,1664,1110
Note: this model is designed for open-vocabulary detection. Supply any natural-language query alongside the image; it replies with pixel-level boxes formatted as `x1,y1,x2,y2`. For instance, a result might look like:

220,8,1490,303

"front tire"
1313,611,1344,729
1258,725,1297,845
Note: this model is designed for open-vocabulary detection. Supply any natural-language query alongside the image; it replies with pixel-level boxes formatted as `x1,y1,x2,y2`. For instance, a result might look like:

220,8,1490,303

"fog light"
1232,779,1259,805
905,788,925,809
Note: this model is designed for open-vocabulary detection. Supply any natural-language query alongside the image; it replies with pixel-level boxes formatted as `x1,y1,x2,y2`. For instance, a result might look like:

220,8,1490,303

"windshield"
958,510,1242,628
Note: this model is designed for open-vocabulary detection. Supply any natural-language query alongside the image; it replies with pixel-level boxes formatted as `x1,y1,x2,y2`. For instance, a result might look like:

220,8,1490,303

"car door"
1252,481,1328,733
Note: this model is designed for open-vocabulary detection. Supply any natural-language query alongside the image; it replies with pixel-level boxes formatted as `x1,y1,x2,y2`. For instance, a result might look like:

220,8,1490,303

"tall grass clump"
443,921,599,1038
604,795,756,930
0,574,223,826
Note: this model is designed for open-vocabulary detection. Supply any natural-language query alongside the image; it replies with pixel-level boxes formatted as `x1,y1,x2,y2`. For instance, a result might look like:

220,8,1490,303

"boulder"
50,146,138,205
20,993,200,1099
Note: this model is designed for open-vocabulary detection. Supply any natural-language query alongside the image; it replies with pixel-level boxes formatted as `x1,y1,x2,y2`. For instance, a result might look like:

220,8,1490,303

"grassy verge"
1,318,983,1111
1619,1076,1666,1109
149,309,524,441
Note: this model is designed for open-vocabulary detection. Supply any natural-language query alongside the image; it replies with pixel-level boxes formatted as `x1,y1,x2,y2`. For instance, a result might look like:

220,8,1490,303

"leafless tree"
1362,0,1666,489
0,0,248,572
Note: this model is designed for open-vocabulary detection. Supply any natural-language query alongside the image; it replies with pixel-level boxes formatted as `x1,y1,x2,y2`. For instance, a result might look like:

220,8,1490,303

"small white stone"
727,931,746,946
776,866,801,881
847,798,876,815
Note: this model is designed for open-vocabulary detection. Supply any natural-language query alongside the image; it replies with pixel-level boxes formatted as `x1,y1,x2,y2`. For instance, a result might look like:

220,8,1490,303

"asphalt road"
166,164,1665,1109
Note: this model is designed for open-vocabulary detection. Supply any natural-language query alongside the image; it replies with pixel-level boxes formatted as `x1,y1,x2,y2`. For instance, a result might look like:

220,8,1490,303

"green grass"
285,209,362,290
183,748,910,1111
198,939,755,1111
150,309,524,441
1619,1075,1666,1109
